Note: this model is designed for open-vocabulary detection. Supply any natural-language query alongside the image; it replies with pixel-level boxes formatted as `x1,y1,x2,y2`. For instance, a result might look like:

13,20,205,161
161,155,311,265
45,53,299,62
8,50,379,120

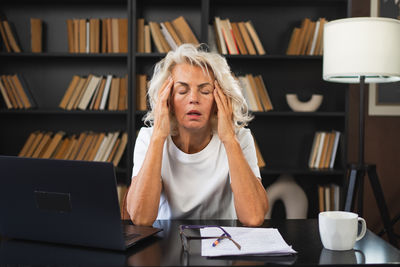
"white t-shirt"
131,127,261,220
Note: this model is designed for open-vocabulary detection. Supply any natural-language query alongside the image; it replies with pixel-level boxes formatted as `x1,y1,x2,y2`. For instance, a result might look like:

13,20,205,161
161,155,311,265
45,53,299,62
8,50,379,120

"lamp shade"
323,17,400,84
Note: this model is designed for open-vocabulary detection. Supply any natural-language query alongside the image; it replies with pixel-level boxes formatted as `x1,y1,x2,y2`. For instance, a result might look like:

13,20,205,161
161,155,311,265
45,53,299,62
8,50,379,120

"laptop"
0,155,162,251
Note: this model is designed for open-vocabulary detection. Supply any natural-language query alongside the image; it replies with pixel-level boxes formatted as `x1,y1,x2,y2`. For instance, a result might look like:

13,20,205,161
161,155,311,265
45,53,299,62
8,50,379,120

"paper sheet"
200,227,297,257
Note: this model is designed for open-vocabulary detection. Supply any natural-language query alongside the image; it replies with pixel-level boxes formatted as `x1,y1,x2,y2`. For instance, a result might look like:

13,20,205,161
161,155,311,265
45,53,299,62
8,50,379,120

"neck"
172,127,213,154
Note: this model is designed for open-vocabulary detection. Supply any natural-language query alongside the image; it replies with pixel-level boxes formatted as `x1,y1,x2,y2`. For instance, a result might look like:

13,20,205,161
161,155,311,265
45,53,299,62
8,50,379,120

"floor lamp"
323,17,400,247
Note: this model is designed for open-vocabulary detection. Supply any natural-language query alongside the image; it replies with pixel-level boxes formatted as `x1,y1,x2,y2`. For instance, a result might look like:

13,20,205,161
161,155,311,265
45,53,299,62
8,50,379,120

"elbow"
127,199,156,226
239,214,265,227
130,216,156,226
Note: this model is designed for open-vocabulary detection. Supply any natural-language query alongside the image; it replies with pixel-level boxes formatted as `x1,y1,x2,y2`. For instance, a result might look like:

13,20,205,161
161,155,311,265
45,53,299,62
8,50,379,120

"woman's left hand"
213,80,235,143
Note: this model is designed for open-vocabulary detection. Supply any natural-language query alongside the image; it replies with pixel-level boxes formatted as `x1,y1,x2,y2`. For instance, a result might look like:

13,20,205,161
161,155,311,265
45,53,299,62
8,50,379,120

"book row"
59,74,128,111
238,74,273,112
318,184,340,212
136,16,199,53
212,17,265,55
308,131,341,169
66,18,128,54
286,17,327,56
18,131,127,167
0,74,36,109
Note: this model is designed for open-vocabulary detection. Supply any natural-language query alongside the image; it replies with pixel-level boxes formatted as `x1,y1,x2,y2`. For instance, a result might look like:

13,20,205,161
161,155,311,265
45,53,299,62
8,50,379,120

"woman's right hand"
152,76,174,140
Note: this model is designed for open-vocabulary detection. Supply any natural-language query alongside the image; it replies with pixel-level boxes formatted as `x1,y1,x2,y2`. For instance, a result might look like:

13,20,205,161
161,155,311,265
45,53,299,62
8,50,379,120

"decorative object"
323,17,400,246
265,174,308,219
286,94,323,112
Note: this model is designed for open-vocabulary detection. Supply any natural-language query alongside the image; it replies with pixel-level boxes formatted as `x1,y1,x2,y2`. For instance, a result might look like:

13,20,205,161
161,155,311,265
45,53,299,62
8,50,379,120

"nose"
189,89,199,104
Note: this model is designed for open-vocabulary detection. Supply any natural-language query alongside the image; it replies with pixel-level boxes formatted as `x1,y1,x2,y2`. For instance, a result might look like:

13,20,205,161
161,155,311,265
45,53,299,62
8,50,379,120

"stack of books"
238,74,273,112
308,130,340,169
59,74,127,111
211,17,265,55
136,16,198,53
66,18,128,53
18,131,128,167
286,17,327,56
0,74,36,109
0,18,21,52
318,184,340,212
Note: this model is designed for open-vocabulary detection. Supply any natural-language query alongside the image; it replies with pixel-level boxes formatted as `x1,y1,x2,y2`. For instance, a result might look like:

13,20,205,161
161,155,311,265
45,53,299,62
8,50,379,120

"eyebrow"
175,81,213,88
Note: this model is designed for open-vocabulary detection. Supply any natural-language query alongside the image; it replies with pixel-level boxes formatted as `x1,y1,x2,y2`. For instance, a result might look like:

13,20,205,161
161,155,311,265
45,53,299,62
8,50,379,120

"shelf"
0,109,128,115
251,111,345,117
134,52,322,60
260,167,345,176
135,110,345,117
0,52,127,59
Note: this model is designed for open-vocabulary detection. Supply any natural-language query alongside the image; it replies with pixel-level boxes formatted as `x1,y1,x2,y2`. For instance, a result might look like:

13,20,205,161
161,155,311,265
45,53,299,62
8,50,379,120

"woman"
127,44,268,226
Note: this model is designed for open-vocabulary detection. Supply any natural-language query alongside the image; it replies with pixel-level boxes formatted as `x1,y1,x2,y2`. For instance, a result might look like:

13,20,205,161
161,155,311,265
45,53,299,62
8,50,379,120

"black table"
1,219,399,266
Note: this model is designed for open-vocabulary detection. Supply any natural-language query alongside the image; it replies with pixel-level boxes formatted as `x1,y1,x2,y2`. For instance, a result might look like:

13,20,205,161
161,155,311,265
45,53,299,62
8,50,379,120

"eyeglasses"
179,225,241,252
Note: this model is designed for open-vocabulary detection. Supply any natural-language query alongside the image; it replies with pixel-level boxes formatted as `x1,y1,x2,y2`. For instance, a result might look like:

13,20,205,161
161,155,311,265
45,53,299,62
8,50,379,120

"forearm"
127,135,165,226
224,137,269,226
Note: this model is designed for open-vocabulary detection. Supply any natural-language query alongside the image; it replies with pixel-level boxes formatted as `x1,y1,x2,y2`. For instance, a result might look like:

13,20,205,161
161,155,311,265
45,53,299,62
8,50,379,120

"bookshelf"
0,0,350,218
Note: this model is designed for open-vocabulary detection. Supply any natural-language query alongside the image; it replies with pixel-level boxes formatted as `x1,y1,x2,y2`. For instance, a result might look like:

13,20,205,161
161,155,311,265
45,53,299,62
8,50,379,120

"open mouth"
187,110,201,116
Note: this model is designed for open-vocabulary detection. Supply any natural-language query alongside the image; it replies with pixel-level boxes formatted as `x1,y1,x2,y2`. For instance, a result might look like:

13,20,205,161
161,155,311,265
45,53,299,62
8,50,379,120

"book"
41,131,65,159
73,74,93,109
111,18,119,53
254,75,273,111
89,18,100,53
10,74,35,109
108,77,120,111
79,19,86,53
329,131,340,169
73,19,79,53
318,185,325,212
171,16,199,45
220,19,239,55
137,18,145,53
118,76,127,111
119,18,128,53
149,21,166,53
112,132,128,166
313,132,326,168
136,74,148,111
164,21,182,47
93,77,106,110
30,18,42,53
2,20,21,52
0,79,12,108
101,18,107,53
65,77,85,110
160,22,178,50
214,17,227,55
246,74,263,111
0,20,12,52
238,22,256,55
78,75,102,110
144,24,151,53
5,75,23,108
286,27,300,55
231,22,247,55
207,25,218,53
66,19,74,53
244,21,265,55
18,131,39,157
308,20,320,55
100,74,113,110
32,132,52,158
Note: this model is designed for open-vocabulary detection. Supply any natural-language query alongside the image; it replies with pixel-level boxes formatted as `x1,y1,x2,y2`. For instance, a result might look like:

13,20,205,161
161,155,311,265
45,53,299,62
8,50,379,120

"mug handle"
356,217,367,241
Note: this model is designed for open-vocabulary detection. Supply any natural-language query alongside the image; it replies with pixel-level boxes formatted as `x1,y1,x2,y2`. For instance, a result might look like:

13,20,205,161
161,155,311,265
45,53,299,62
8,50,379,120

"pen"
212,233,226,247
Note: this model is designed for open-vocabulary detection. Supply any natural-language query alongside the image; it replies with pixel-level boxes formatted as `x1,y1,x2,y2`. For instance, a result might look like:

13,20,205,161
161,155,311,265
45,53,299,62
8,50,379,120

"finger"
215,81,228,111
213,87,224,114
159,78,174,103
158,76,173,98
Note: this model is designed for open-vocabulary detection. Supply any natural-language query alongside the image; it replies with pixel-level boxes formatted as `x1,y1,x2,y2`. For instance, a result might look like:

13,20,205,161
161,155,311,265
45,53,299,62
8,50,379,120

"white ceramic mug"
319,211,367,251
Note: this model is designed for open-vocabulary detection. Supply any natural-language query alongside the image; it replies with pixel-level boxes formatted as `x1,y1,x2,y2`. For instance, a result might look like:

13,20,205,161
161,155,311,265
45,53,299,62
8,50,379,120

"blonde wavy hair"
143,44,253,134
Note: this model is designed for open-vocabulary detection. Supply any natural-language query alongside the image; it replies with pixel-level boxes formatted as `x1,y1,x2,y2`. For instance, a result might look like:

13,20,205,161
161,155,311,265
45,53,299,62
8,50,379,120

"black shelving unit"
0,0,350,217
